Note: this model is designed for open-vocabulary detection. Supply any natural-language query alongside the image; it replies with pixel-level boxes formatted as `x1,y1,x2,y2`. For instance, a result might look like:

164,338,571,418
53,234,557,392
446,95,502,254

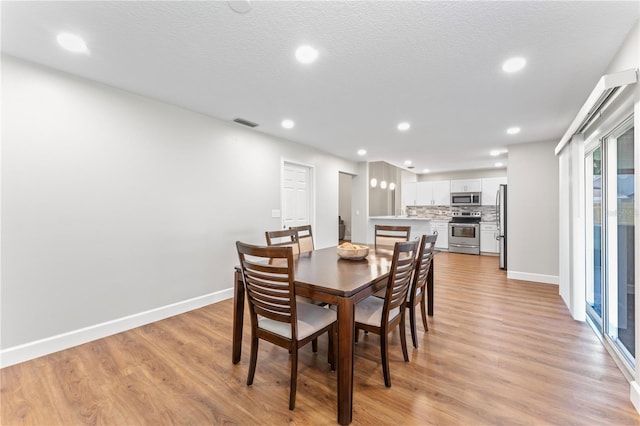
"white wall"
606,22,639,74
1,56,358,363
507,140,559,283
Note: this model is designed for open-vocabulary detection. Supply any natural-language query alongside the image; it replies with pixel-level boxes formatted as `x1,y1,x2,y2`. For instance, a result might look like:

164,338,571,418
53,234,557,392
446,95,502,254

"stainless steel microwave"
451,192,481,206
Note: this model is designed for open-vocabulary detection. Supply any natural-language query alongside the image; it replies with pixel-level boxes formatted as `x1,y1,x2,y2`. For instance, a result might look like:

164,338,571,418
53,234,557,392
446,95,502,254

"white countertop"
369,216,433,221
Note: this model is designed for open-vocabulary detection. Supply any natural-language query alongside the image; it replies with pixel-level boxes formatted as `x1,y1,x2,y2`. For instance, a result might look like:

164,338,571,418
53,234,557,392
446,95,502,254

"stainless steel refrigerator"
496,184,507,269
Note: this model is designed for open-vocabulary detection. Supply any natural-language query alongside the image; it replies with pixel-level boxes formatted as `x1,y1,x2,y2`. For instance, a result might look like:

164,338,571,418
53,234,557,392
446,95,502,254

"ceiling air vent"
233,117,258,128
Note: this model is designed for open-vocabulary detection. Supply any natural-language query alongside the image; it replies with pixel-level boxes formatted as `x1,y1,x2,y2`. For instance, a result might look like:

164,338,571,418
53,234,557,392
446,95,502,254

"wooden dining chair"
406,233,438,348
270,227,324,307
354,240,418,387
265,229,300,255
289,225,314,253
374,225,411,249
236,241,336,410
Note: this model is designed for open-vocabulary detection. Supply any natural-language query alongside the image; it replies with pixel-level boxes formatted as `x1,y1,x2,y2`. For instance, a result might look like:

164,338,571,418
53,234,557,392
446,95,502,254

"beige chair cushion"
298,236,314,253
354,296,400,327
258,302,336,340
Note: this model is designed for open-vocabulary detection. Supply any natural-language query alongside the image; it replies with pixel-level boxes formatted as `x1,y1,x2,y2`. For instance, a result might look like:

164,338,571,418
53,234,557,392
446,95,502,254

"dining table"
231,244,434,425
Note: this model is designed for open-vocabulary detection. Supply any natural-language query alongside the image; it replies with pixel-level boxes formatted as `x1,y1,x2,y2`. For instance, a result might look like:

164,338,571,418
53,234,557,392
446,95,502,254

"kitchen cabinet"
451,179,482,193
480,223,499,254
431,220,449,250
402,181,418,206
432,181,451,205
416,181,450,206
481,177,507,206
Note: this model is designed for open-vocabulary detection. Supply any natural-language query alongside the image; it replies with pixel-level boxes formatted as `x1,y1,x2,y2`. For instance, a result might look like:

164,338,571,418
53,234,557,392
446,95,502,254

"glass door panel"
585,146,603,328
605,123,635,363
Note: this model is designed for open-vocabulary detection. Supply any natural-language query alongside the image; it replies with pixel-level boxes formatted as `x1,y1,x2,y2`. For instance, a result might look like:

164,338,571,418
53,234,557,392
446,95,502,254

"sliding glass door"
585,116,635,371
585,144,603,329
605,120,635,363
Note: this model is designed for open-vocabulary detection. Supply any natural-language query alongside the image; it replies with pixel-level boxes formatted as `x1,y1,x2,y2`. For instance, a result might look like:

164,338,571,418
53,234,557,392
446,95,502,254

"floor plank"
2,252,638,425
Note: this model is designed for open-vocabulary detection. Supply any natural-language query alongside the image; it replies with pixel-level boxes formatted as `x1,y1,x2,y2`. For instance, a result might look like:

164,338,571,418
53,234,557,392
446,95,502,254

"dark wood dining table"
231,245,434,425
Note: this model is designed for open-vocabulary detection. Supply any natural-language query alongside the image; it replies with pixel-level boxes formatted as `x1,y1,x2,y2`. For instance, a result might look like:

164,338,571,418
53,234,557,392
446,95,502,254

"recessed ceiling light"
295,45,318,64
495,162,504,167
506,127,521,135
397,122,411,131
423,168,430,173
502,57,526,73
357,149,367,156
281,119,295,129
56,32,89,54
404,160,412,166
490,150,502,156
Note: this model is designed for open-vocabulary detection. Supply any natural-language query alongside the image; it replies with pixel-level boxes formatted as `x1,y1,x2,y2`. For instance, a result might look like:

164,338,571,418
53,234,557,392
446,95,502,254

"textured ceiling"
2,1,638,173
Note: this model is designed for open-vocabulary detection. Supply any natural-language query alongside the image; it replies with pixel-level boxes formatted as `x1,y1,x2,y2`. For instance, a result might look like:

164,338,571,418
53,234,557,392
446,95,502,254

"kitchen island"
368,216,432,243
368,216,450,250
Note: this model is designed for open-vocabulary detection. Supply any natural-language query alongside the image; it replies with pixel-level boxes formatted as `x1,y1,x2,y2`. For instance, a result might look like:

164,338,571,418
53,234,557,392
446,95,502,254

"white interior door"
282,162,312,230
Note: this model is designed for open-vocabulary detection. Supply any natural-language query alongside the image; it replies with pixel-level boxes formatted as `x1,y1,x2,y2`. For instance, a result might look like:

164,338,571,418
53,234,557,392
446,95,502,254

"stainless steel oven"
448,211,481,255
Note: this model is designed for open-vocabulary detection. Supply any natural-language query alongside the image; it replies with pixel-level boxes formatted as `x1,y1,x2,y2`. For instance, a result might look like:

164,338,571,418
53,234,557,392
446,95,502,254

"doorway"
339,172,352,243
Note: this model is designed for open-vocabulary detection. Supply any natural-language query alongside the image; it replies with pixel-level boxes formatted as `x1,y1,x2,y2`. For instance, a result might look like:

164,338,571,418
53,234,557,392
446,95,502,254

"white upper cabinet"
450,179,482,193
432,180,451,205
416,181,450,206
416,181,433,205
405,176,505,207
402,181,418,206
481,177,507,206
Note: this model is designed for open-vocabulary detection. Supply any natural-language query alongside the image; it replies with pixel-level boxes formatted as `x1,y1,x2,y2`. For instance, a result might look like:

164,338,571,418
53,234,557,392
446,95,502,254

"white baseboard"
631,381,640,414
507,270,559,285
0,288,234,368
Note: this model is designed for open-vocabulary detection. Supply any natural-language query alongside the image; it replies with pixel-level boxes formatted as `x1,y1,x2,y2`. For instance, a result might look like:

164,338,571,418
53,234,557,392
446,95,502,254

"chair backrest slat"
381,240,419,322
266,229,301,255
411,234,438,299
236,242,298,332
375,225,411,249
289,225,314,253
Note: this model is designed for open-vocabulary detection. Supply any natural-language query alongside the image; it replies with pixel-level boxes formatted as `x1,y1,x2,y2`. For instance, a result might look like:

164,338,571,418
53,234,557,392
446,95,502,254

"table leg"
232,270,244,364
336,297,355,425
427,259,434,316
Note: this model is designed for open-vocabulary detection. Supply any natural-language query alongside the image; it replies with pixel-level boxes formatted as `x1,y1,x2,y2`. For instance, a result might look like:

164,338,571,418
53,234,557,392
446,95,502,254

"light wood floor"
2,253,639,425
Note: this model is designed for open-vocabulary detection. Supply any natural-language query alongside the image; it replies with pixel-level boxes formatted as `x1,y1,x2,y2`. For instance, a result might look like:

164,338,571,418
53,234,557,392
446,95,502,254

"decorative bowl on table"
337,243,369,260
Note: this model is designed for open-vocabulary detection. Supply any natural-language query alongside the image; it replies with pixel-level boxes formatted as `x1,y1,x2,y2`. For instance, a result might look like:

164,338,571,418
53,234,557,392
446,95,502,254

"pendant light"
370,162,377,188
389,163,396,190
380,162,387,189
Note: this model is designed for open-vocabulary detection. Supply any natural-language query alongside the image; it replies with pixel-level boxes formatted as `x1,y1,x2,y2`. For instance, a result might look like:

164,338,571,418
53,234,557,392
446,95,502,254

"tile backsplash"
407,205,497,222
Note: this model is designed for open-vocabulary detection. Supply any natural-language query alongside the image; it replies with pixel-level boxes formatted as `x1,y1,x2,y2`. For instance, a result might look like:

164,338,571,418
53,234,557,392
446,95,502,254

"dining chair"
235,241,336,410
270,227,325,307
374,225,411,249
406,233,438,348
289,225,314,253
354,239,418,387
265,229,300,255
